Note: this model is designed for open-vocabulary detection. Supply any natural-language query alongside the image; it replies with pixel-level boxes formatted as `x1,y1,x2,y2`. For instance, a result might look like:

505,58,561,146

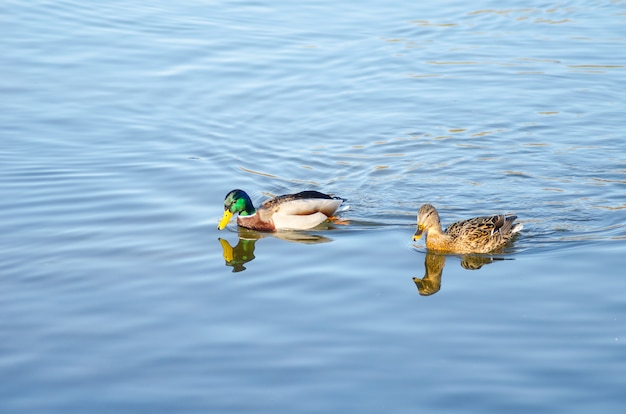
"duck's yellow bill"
412,226,424,242
218,210,233,230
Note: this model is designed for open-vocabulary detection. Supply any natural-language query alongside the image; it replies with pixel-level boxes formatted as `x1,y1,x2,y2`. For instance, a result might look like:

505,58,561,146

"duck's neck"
427,223,445,236
424,227,453,250
240,208,256,216
237,197,257,216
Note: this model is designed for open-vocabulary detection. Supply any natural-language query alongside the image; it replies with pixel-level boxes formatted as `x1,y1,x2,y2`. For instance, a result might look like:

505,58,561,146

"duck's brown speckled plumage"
413,204,522,254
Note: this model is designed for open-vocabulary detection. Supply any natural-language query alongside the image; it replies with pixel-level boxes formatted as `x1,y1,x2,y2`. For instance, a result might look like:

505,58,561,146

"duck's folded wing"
272,212,329,230
276,198,343,217
446,215,504,239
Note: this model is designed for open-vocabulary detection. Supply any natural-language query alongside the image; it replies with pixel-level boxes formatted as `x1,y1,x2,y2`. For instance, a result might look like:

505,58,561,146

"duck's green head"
217,189,256,230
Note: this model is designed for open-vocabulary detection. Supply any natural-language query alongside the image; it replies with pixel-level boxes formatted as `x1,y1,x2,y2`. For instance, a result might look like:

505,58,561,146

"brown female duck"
413,204,522,254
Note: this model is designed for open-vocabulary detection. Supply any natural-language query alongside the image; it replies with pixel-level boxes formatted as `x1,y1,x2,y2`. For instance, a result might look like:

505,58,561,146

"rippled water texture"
2,1,626,413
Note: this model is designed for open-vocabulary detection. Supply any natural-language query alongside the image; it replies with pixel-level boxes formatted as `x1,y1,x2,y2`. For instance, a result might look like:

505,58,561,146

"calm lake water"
2,0,626,412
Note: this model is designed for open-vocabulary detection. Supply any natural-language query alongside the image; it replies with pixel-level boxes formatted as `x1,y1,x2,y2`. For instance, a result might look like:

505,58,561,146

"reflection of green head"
224,189,256,216
218,237,256,272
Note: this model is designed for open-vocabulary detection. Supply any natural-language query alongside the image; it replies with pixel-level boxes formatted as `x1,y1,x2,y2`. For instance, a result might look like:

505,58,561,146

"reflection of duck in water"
219,237,256,272
218,189,346,231
413,252,445,296
218,228,335,272
412,252,511,296
412,204,523,254
459,254,500,270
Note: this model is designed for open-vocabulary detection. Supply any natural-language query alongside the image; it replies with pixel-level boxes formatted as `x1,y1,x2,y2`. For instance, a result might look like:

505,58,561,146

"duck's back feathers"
445,214,521,253
262,191,344,227
262,191,342,208
445,214,514,238
444,214,520,252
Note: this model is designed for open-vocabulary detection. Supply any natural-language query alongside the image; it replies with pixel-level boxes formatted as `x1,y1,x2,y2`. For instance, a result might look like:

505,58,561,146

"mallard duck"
217,189,345,231
412,204,523,254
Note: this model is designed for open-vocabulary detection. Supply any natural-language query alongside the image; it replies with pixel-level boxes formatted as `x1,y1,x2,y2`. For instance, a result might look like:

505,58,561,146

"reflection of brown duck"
460,255,498,270
413,252,445,296
412,252,507,296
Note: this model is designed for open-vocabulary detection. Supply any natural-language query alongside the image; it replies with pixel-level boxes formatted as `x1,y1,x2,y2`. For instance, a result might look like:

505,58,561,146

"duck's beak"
218,210,233,230
412,225,424,242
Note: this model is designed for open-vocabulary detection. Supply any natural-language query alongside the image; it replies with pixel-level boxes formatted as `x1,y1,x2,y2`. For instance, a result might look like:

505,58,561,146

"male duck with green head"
218,189,345,232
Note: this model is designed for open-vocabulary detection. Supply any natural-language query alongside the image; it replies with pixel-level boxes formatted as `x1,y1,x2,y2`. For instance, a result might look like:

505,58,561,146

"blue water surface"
2,1,626,413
